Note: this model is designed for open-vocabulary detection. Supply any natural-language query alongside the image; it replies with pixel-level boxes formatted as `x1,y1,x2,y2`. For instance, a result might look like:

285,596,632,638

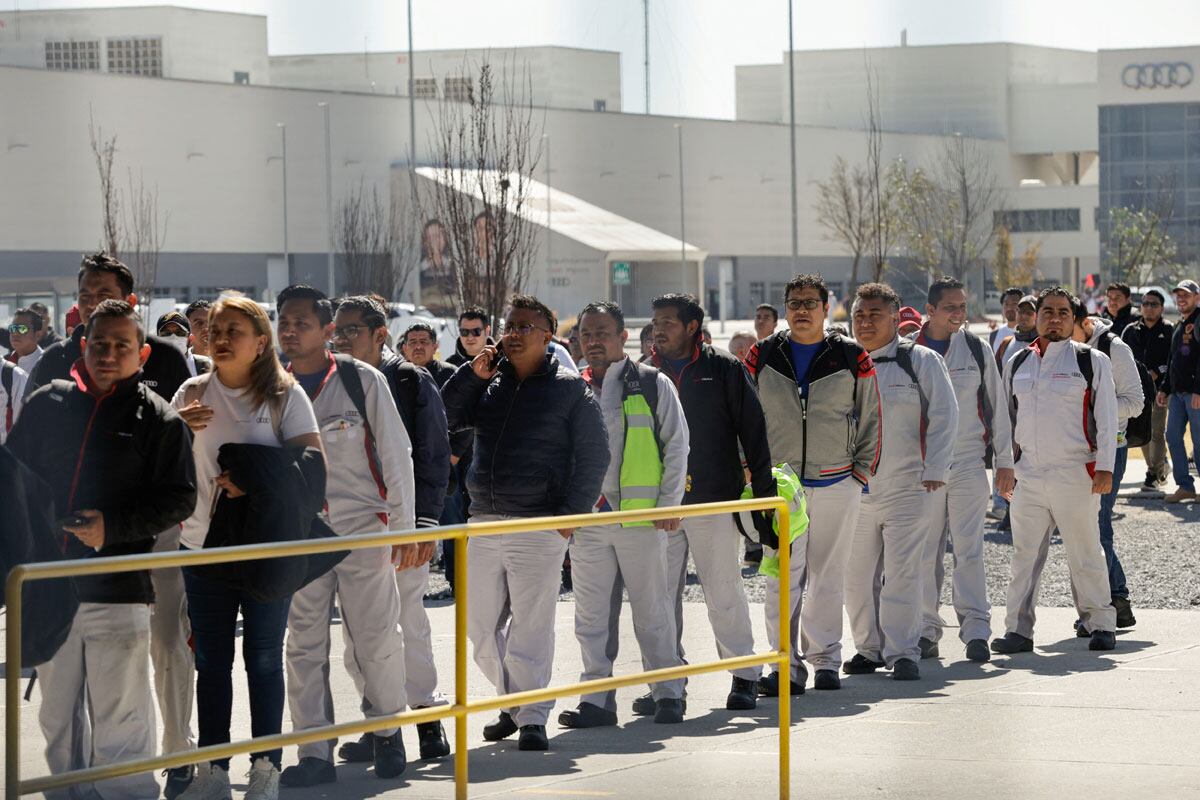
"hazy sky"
6,0,1200,118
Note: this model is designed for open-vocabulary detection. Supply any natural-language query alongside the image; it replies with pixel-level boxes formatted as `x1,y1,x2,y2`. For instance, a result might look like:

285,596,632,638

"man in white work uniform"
911,277,1014,665
993,287,1119,654
559,301,689,728
842,283,958,682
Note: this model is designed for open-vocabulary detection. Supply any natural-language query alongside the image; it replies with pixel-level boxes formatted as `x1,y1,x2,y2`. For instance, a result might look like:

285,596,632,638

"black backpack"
619,359,662,452
1095,332,1155,449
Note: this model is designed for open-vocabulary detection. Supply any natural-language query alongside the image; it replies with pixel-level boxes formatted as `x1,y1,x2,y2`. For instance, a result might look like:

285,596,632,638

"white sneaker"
175,763,231,800
245,757,280,800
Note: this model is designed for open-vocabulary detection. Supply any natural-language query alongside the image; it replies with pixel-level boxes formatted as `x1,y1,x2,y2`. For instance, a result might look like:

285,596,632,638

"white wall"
1008,84,1098,154
735,64,782,123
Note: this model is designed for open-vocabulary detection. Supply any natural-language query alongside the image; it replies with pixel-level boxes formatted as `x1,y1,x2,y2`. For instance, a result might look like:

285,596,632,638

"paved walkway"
4,602,1199,799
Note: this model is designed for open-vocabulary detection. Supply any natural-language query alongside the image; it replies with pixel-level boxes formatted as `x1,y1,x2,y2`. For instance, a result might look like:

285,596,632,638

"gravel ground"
424,466,1200,612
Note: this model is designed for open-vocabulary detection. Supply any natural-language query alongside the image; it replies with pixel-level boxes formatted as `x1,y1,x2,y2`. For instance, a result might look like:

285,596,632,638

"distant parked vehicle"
385,302,458,358
1132,285,1179,317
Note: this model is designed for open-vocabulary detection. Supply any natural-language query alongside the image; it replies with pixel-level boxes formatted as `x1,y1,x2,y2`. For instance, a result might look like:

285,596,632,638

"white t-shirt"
171,374,319,549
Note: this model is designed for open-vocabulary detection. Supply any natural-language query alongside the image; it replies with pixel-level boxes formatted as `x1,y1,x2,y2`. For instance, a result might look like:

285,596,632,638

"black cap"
156,311,190,335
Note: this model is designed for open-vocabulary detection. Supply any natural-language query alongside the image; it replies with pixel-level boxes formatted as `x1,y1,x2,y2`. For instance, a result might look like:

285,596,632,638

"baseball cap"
1172,279,1200,295
156,310,190,335
898,306,923,326
1018,294,1038,308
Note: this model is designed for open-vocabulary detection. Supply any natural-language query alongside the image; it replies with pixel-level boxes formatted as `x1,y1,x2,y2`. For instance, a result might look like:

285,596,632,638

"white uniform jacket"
1086,316,1144,440
1002,338,1119,478
867,336,959,486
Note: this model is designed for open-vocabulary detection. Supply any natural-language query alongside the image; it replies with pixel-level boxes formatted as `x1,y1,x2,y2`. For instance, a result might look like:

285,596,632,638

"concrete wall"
735,64,782,123
1009,84,1099,154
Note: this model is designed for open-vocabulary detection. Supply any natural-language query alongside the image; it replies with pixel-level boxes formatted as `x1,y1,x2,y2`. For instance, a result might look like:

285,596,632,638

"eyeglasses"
1141,301,1162,308
7,324,32,335
458,326,483,337
332,325,366,341
785,299,822,311
503,323,549,337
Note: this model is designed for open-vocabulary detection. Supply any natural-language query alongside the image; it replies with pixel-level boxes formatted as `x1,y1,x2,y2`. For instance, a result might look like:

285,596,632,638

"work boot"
163,765,194,800
653,698,685,724
1089,630,1117,651
279,757,335,788
726,676,758,710
1164,488,1198,504
517,725,549,751
812,669,841,690
758,671,805,696
1074,619,1090,638
337,732,375,763
558,702,618,729
892,658,920,681
965,639,991,663
1113,596,1137,628
990,632,1034,654
918,637,939,660
633,691,685,716
482,711,519,742
417,721,451,760
373,732,407,779
842,654,885,675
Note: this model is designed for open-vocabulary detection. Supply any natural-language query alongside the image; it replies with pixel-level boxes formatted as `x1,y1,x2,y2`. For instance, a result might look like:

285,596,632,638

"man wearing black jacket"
1122,289,1174,492
1102,282,1141,337
642,293,775,711
442,294,608,752
8,300,197,800
1161,280,1200,504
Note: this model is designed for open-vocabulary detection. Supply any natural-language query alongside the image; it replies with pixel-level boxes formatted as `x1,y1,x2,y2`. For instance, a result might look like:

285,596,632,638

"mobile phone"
57,514,87,529
487,341,505,371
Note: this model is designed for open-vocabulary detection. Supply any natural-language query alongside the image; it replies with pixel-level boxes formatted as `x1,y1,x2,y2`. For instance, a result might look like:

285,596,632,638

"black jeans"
182,560,291,769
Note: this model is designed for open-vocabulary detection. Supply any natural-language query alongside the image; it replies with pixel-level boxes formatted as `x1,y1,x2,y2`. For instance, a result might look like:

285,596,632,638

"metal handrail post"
454,532,469,800
6,566,26,800
777,502,791,800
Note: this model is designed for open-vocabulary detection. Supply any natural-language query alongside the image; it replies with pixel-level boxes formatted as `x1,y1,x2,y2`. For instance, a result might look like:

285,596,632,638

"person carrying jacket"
644,292,773,709
745,274,882,693
1075,308,1144,631
910,278,1014,666
559,301,689,730
993,287,1120,655
441,294,608,752
328,296,453,765
840,284,957,682
1160,279,1200,504
1121,289,1173,492
7,299,197,800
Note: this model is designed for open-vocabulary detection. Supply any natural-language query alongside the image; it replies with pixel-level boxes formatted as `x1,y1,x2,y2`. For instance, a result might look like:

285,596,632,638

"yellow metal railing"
5,498,791,799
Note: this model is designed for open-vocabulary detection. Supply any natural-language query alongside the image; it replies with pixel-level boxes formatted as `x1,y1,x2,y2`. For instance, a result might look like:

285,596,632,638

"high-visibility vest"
617,361,664,528
739,463,808,577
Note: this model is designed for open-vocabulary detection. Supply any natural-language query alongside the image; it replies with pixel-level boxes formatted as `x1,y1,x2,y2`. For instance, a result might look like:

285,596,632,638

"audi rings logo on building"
1122,62,1194,90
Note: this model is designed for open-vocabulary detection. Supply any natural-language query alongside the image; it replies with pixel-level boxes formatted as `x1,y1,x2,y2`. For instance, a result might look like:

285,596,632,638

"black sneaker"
337,732,375,763
653,698,685,724
843,654,885,675
162,765,194,800
1089,630,1117,651
918,637,940,660
892,658,920,681
373,732,407,779
965,639,990,663
633,691,685,716
743,547,763,567
417,721,450,760
280,757,336,787
726,676,758,710
812,669,841,690
482,711,519,741
757,671,805,696
558,702,618,729
1113,596,1137,628
517,725,549,751
990,632,1034,654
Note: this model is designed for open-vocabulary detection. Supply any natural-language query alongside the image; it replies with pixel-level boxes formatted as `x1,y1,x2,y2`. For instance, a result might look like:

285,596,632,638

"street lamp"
318,102,334,296
276,123,288,272
675,123,686,292
787,0,799,272
543,134,552,276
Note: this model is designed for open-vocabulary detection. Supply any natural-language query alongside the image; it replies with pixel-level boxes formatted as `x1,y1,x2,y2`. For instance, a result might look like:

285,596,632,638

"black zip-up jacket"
441,352,608,518
1122,317,1175,393
31,325,192,402
6,363,197,604
1165,307,1200,395
379,355,451,527
1102,304,1140,337
447,336,495,368
650,342,775,503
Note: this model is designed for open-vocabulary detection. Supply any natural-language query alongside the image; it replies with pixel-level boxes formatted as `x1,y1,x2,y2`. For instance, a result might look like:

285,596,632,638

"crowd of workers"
2,252,1198,800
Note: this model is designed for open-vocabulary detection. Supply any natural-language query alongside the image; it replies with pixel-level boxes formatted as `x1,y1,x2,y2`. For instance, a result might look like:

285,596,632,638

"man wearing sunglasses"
441,294,608,752
1122,289,1173,494
6,307,45,380
0,313,31,444
447,306,492,368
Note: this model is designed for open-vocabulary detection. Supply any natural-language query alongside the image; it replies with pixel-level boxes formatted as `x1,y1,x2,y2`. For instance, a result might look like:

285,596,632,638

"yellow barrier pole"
454,531,469,800
777,501,791,800
6,566,26,800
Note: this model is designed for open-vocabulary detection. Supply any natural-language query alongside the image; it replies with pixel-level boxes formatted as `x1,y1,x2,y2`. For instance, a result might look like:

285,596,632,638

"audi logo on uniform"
1122,62,1194,89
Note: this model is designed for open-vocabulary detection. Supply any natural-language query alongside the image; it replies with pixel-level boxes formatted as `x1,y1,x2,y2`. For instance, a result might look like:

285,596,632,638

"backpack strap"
622,359,663,454
2,361,13,434
1006,347,1035,454
333,354,386,493
962,331,995,456
1075,346,1097,452
873,339,928,446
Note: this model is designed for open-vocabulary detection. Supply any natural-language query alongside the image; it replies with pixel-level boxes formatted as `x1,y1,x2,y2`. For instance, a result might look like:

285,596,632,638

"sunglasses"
459,326,483,337
7,324,32,335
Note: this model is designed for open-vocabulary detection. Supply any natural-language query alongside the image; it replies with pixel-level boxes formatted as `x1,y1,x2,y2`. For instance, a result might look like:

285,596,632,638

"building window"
444,77,474,104
749,281,765,308
594,99,607,112
412,77,437,99
106,37,163,77
233,71,250,85
993,208,1081,233
44,40,100,72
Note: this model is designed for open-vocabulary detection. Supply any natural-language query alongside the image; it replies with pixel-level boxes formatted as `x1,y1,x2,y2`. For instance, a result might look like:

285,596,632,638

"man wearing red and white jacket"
993,287,1120,655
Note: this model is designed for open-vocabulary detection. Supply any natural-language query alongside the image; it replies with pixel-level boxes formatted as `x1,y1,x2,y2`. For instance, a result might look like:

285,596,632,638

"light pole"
675,123,686,292
644,0,650,114
277,123,288,272
543,134,552,276
787,0,799,272
406,0,419,303
318,102,334,296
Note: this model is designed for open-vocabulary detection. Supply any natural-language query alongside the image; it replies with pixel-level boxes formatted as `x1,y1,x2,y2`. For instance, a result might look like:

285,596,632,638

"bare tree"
890,159,943,282
335,178,419,300
1105,173,1177,285
428,60,544,323
88,111,121,258
814,156,871,289
993,225,1042,291
123,169,169,302
929,134,1005,280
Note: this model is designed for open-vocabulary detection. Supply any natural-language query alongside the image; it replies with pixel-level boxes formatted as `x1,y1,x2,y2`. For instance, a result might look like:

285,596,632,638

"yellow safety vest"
617,363,664,528
739,464,808,577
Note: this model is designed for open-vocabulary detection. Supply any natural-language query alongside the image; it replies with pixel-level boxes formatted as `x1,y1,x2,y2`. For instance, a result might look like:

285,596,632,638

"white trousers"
38,602,159,800
571,523,684,710
466,515,569,726
845,482,930,665
149,526,194,756
667,513,759,681
343,562,444,710
765,479,862,677
919,461,992,644
1004,469,1116,638
286,539,406,762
